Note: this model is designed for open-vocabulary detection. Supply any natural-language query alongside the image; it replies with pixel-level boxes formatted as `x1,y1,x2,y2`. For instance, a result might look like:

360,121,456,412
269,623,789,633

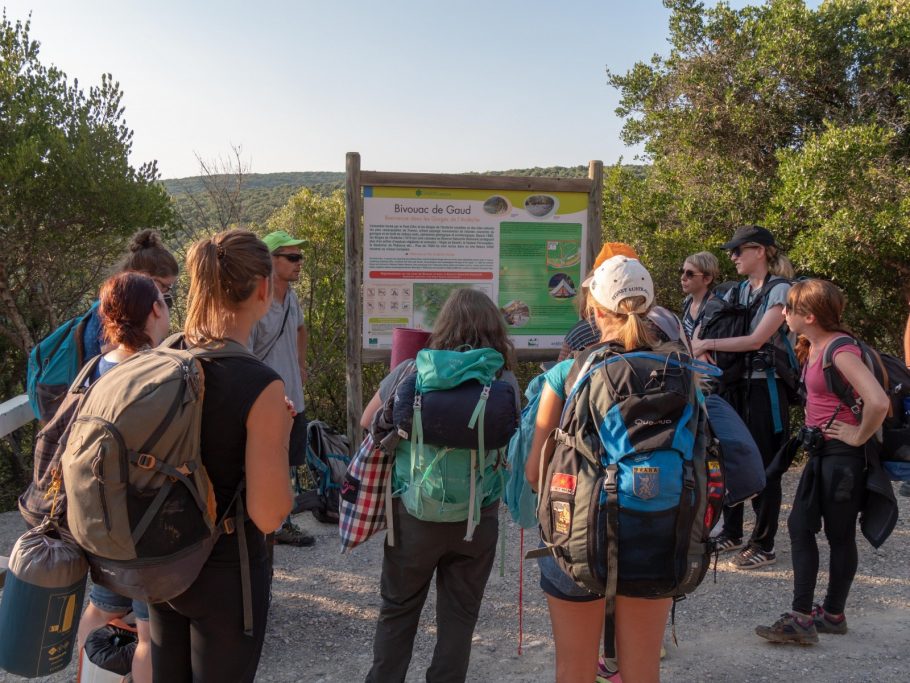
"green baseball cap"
262,230,305,253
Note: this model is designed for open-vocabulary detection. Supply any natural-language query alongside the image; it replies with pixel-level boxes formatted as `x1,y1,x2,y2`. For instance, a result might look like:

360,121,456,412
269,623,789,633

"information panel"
362,186,588,351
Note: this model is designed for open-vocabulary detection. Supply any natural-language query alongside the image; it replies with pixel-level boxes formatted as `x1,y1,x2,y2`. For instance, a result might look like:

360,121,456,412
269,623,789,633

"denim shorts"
537,551,601,603
89,583,150,621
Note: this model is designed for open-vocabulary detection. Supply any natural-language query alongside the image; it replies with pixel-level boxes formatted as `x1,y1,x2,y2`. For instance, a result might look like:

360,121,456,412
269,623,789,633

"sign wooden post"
344,152,364,444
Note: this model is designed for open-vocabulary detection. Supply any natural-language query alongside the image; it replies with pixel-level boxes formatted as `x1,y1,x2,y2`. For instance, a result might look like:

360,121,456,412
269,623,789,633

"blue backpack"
529,344,722,658
505,372,547,529
27,302,100,422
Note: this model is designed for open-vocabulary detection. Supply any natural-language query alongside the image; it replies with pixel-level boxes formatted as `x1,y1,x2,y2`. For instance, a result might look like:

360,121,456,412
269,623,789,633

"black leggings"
788,443,866,615
148,528,271,683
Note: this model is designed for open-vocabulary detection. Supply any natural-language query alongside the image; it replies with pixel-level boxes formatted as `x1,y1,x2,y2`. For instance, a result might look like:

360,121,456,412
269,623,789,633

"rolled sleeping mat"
79,620,137,683
0,519,88,678
705,393,767,506
390,327,431,369
393,374,519,450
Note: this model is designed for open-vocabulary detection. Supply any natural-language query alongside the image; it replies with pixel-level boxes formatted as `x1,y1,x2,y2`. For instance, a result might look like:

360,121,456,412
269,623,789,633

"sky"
5,1,812,180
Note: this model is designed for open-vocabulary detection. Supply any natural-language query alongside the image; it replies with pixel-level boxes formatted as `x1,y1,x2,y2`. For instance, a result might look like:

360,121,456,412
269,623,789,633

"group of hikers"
13,222,910,683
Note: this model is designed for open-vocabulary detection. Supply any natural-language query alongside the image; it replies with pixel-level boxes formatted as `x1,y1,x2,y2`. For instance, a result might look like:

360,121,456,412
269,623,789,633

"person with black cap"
691,225,796,570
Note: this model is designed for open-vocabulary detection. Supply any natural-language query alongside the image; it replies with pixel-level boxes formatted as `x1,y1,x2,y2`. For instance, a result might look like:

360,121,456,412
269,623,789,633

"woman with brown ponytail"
147,229,293,683
755,279,890,644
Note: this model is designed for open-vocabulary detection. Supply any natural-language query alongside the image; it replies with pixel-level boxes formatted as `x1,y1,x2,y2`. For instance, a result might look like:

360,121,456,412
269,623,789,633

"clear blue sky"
5,1,813,179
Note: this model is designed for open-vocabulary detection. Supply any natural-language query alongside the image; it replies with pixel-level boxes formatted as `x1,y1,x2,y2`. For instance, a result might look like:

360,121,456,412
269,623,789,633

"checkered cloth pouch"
339,433,396,551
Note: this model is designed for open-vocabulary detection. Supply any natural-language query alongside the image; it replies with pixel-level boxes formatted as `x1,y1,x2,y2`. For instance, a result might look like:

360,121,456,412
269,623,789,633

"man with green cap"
250,230,314,547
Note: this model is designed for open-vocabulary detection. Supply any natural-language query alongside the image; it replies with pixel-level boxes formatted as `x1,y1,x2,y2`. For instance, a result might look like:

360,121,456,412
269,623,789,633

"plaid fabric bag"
338,433,396,552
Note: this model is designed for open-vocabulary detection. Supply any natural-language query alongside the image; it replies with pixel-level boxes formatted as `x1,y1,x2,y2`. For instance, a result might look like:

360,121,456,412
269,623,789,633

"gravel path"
1,469,908,682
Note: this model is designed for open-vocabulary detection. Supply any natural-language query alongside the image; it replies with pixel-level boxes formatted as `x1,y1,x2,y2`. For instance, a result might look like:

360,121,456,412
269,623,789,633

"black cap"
721,224,776,250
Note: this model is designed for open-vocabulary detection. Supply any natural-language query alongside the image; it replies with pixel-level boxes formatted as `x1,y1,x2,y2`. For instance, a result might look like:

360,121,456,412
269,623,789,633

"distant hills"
161,165,646,227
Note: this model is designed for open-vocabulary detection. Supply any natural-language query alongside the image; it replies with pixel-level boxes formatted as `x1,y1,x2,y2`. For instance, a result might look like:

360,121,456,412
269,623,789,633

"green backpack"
393,347,513,540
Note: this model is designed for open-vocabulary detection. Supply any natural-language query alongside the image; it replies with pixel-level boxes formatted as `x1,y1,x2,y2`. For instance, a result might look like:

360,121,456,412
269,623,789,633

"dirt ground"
1,469,908,682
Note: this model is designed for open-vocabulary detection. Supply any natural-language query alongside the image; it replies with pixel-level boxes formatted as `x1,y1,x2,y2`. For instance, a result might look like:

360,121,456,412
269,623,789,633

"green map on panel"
498,222,582,335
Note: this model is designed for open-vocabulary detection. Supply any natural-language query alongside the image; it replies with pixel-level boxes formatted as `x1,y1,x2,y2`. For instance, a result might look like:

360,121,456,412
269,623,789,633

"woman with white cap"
526,256,682,683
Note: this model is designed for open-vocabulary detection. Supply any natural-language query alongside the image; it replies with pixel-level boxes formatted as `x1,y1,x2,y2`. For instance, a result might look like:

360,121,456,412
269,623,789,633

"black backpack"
294,421,351,524
698,279,800,415
820,337,910,479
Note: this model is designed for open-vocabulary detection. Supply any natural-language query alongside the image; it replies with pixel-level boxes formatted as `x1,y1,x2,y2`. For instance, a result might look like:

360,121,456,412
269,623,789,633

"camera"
798,425,825,454
750,346,775,373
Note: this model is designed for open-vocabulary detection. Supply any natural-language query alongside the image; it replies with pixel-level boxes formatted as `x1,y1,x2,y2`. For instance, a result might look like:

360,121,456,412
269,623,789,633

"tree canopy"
604,0,910,349
0,12,174,374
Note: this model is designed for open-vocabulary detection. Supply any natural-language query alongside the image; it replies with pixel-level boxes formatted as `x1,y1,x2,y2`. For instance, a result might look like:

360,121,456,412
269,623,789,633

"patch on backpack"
632,467,659,500
550,473,577,495
340,474,359,503
553,501,571,534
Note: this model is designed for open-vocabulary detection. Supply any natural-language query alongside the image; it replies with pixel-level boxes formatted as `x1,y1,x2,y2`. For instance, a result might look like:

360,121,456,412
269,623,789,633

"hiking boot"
755,612,819,645
812,604,848,634
595,657,621,683
274,521,315,547
730,546,776,569
713,531,745,553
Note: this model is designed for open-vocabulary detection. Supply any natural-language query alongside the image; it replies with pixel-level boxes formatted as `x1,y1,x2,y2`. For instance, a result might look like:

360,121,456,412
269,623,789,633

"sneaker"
812,604,848,634
899,481,910,498
730,546,776,569
274,521,315,547
755,612,819,645
713,532,745,553
595,657,622,683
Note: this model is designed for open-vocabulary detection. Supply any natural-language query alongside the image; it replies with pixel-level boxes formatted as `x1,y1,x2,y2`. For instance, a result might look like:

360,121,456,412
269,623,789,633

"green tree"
0,12,173,393
604,0,910,350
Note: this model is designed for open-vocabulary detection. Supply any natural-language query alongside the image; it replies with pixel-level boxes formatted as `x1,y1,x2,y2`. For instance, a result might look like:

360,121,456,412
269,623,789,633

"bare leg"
545,594,604,683
132,619,152,683
614,596,671,683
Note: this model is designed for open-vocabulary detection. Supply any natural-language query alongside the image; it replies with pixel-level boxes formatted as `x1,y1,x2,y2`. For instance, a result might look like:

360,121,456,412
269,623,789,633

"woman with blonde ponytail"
526,256,682,683
691,225,795,571
147,229,293,683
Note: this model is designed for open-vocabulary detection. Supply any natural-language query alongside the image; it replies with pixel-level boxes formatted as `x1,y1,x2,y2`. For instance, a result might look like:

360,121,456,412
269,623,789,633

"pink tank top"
803,335,862,433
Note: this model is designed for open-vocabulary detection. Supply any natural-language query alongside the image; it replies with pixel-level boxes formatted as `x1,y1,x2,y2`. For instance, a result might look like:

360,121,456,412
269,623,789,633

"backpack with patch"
18,356,103,529
820,336,910,481
60,338,256,632
529,343,722,658
27,302,100,423
296,420,351,524
391,347,519,540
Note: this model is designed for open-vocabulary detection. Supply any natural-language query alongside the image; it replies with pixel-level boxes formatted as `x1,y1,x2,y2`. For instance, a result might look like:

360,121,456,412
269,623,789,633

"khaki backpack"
61,338,256,632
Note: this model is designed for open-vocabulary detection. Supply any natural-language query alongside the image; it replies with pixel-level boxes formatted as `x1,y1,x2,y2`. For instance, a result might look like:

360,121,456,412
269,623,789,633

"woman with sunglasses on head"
691,225,795,570
755,279,891,644
148,230,293,683
75,271,172,683
680,251,721,341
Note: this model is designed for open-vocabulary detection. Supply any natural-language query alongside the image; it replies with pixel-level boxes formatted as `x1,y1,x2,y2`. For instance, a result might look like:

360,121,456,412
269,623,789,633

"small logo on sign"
632,466,660,500
550,473,577,495
553,501,571,534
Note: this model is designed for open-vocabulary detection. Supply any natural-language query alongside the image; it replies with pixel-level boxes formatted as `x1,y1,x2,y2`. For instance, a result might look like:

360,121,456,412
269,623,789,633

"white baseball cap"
582,255,654,314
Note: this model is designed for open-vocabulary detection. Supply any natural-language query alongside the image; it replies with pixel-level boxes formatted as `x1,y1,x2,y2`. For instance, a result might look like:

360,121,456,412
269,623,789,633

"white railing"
0,395,33,440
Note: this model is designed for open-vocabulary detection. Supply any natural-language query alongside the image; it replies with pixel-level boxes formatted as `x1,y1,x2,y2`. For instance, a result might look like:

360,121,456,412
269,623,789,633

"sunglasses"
679,268,702,279
730,244,761,258
275,253,303,263
163,292,175,310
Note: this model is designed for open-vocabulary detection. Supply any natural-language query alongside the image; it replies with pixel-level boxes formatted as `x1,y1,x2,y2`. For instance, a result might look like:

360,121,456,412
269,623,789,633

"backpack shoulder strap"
821,336,864,412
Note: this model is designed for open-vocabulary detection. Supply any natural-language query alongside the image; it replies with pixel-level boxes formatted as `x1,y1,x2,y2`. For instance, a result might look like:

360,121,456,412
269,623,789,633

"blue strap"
765,367,783,434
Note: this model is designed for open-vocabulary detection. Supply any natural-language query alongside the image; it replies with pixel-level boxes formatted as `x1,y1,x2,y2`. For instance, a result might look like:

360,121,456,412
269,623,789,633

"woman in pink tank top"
755,279,889,646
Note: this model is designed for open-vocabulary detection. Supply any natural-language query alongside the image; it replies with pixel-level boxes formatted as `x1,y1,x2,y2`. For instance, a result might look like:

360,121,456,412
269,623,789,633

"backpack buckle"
222,518,236,535
603,465,618,492
136,453,157,470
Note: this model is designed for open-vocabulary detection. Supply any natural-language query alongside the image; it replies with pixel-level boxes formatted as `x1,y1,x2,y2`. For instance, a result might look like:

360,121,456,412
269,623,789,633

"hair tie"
216,243,225,259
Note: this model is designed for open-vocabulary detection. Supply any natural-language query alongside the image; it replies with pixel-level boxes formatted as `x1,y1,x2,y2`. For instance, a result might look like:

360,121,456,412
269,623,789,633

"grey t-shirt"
249,288,305,412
